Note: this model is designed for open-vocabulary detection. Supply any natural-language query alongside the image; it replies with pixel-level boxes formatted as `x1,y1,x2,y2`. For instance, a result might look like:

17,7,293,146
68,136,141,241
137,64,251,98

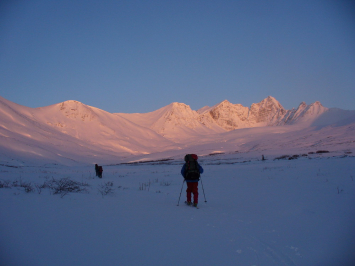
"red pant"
186,182,198,203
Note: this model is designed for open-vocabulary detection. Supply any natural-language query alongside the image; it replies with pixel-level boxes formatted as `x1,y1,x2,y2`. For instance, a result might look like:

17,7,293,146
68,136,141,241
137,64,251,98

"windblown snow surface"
1,152,355,266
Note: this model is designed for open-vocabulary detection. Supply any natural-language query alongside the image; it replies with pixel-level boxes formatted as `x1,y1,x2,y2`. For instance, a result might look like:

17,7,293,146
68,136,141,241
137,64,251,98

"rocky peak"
165,102,198,119
290,102,308,119
249,96,286,124
198,99,249,130
298,101,307,108
217,99,232,107
252,96,284,110
58,100,96,121
303,101,327,116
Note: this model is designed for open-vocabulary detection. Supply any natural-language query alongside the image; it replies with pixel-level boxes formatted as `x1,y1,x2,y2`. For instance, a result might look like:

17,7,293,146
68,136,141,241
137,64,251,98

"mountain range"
1,95,355,165
117,96,351,140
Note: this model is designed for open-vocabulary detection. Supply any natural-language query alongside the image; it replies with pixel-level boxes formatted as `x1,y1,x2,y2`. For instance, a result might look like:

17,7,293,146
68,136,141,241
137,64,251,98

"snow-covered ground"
1,152,354,266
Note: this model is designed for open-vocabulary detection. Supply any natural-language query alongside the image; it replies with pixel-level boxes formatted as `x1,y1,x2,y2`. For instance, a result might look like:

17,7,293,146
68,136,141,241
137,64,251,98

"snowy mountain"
249,96,287,125
279,101,329,126
117,102,224,141
34,100,175,154
197,96,329,131
0,96,177,165
1,95,355,165
198,100,250,130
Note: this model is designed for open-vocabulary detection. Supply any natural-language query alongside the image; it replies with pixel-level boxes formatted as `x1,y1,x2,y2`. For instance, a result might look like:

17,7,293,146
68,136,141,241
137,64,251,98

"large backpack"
184,154,200,180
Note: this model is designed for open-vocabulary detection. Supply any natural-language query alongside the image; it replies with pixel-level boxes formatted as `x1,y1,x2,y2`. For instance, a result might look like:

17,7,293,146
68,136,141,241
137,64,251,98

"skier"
181,154,204,207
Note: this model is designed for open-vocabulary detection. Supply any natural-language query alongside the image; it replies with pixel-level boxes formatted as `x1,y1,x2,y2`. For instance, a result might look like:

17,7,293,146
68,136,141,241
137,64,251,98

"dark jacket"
181,163,204,182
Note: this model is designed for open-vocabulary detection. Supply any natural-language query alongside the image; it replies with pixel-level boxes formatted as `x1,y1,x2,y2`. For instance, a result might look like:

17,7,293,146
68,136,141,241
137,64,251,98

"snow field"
1,155,355,266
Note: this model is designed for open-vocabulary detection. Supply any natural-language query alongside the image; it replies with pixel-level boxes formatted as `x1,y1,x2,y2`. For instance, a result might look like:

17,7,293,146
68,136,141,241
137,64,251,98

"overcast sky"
1,0,354,113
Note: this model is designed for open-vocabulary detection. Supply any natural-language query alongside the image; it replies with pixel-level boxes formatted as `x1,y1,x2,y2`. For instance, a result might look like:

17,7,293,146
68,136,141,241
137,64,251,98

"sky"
0,0,354,113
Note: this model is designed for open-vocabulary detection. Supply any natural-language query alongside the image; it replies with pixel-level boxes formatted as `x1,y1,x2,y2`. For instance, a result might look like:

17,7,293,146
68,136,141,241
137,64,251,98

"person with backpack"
98,165,103,178
95,164,103,178
95,164,99,177
181,154,204,207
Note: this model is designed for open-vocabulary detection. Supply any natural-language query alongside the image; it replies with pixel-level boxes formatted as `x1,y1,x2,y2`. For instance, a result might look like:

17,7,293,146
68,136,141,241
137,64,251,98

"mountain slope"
34,100,176,153
0,96,105,165
0,97,177,165
117,102,225,141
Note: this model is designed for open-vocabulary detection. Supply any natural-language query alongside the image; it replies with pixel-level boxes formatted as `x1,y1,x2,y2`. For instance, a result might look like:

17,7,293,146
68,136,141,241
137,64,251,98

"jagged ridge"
116,96,332,141
171,96,328,132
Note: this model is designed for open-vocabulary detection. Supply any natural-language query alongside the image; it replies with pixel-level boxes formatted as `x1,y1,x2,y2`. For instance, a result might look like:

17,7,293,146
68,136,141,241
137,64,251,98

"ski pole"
200,178,207,202
177,179,185,206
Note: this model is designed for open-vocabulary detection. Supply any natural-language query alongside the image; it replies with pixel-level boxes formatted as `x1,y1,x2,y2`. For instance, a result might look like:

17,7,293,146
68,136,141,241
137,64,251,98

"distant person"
181,154,204,207
95,164,99,177
98,165,103,178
